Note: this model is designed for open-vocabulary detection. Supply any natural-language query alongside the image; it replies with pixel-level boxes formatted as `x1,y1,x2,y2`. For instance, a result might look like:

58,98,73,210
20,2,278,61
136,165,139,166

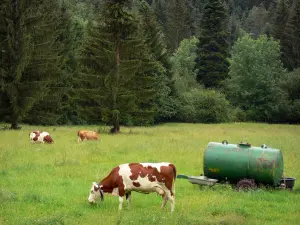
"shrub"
177,88,233,123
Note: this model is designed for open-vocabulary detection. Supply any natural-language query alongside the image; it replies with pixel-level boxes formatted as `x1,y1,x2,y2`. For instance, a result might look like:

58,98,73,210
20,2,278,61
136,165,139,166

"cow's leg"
118,196,124,210
125,192,131,208
161,193,168,209
154,187,167,209
118,187,125,210
167,191,175,212
77,136,81,143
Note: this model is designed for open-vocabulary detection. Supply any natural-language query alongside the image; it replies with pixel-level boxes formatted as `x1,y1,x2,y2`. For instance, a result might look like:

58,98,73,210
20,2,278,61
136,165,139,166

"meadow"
0,123,300,225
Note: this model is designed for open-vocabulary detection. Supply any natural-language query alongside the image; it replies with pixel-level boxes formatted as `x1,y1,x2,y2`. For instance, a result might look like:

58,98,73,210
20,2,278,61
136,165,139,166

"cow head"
88,182,104,203
44,135,54,144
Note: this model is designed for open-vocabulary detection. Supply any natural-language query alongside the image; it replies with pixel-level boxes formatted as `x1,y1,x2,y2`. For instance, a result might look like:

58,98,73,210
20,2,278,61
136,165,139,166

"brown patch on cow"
132,182,141,187
129,164,155,181
32,131,40,141
168,163,177,180
99,166,125,197
128,163,175,189
98,163,176,200
43,135,54,143
128,163,141,180
160,165,175,195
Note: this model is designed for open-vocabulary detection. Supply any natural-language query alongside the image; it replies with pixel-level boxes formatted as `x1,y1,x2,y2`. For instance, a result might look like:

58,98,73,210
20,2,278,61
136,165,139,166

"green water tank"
203,141,284,186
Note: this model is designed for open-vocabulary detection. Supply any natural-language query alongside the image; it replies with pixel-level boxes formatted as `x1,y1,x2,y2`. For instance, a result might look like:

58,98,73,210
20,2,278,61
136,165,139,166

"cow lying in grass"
88,162,176,212
29,131,54,144
77,130,99,143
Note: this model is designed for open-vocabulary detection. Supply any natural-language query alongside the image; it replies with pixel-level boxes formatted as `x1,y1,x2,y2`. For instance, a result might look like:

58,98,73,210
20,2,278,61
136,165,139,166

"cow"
77,130,99,143
29,131,54,144
88,162,176,212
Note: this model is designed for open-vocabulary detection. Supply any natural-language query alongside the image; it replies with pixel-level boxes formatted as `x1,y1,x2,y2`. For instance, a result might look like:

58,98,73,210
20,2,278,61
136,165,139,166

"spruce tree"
281,0,300,70
0,0,63,128
137,0,177,120
273,0,288,41
77,0,162,132
165,0,191,51
195,0,230,88
24,2,74,125
152,0,167,31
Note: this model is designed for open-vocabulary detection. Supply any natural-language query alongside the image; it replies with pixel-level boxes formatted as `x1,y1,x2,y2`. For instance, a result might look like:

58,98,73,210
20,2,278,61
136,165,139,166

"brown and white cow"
77,130,99,143
88,162,176,212
29,131,54,144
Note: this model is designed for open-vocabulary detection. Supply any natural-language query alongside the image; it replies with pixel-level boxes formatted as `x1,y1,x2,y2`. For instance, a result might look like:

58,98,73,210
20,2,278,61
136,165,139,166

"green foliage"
165,0,192,51
273,0,288,41
171,37,233,123
226,34,286,122
77,0,165,131
0,0,64,128
278,69,300,123
171,36,199,93
281,0,300,70
228,13,244,46
195,0,230,88
24,2,75,126
151,0,167,30
243,4,271,38
177,88,232,123
137,1,177,121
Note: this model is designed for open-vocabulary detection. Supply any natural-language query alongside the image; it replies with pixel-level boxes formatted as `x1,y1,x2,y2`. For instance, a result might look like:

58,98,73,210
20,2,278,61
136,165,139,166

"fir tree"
24,1,75,125
77,0,162,132
195,0,230,88
281,0,300,70
0,0,63,128
137,0,178,120
273,0,288,41
152,0,167,31
165,0,191,51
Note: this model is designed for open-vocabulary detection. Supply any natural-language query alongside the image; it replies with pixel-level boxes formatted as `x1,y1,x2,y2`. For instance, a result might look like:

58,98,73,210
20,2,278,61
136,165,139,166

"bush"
177,89,233,123
277,69,300,123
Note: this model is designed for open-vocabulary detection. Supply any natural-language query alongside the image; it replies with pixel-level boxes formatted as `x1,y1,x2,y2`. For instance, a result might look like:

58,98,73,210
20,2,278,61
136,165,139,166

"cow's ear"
94,186,99,191
93,182,99,191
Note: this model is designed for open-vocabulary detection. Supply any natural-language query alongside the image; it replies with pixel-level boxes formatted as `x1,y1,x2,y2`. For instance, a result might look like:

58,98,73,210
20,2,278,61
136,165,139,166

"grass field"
0,123,299,225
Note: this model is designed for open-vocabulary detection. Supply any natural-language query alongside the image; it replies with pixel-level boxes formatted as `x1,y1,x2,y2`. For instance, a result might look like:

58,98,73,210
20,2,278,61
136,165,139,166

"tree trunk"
111,109,120,134
10,114,21,129
110,42,121,134
10,120,20,129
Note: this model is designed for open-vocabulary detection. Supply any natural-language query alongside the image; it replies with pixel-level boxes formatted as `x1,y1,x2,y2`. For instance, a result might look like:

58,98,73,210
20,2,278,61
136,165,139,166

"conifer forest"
1,0,300,131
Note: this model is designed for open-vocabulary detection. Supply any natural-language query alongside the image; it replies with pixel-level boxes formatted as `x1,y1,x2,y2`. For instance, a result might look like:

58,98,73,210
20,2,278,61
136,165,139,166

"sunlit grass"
0,123,299,224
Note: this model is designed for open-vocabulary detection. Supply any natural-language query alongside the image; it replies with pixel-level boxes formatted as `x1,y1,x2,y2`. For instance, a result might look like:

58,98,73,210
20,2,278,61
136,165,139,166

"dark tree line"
1,0,300,130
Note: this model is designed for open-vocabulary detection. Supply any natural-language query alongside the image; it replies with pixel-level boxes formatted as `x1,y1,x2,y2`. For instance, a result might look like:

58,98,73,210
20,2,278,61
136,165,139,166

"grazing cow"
29,131,54,144
88,162,176,212
77,130,99,143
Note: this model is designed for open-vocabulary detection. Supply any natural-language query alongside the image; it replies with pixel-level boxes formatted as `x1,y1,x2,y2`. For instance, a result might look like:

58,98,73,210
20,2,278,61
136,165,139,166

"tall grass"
0,123,299,225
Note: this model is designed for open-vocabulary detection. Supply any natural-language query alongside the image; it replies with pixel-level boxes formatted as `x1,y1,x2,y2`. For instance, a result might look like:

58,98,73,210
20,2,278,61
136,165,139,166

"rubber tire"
236,179,257,192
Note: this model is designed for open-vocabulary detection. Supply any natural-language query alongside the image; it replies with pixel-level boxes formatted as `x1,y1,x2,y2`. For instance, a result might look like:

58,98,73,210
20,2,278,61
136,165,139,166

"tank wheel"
236,179,257,192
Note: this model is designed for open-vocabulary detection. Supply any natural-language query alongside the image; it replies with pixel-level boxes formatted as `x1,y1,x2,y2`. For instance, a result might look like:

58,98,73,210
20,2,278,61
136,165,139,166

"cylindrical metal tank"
203,142,284,186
